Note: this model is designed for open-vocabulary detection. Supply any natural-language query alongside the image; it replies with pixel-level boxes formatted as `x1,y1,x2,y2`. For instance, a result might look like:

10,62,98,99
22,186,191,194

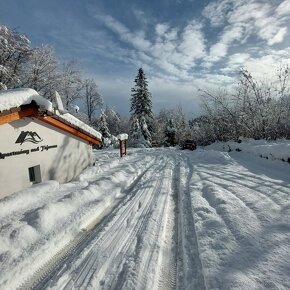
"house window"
28,165,41,183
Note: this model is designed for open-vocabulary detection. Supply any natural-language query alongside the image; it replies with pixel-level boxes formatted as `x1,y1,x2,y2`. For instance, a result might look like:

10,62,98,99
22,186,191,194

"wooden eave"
36,115,100,145
0,104,38,125
0,103,101,145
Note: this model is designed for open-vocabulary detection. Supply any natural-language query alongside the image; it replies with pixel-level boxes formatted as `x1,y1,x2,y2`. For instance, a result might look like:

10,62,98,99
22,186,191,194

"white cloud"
228,53,251,64
206,23,246,62
101,15,151,51
178,21,206,60
276,0,290,16
155,23,170,36
244,54,290,80
204,0,290,64
202,0,233,27
99,14,207,80
208,43,228,61
152,21,206,74
90,3,290,110
221,48,290,79
267,27,288,46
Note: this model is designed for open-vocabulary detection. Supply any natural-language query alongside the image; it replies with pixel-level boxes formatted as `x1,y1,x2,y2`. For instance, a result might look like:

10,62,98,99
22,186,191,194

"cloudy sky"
1,0,290,117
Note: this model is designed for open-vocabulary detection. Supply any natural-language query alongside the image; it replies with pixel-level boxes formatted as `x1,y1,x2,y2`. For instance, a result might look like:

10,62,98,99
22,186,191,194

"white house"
0,88,102,199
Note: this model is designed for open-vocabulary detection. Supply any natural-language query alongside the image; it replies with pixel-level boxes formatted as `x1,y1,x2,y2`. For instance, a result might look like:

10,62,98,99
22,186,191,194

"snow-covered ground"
0,145,290,289
207,138,290,163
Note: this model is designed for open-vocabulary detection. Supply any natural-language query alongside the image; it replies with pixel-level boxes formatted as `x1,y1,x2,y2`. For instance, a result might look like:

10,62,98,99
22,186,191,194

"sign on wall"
0,130,57,160
15,131,43,145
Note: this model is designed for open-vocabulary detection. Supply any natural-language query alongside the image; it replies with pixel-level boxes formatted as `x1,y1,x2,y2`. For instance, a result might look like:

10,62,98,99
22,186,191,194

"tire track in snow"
132,158,176,290
52,155,170,289
114,166,168,290
199,179,261,248
175,155,206,290
1,154,156,285
197,169,281,224
107,154,178,290
199,167,288,207
18,155,160,290
217,164,290,195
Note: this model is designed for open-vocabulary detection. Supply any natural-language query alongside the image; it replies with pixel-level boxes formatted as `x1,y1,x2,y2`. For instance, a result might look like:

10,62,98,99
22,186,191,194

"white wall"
0,117,93,198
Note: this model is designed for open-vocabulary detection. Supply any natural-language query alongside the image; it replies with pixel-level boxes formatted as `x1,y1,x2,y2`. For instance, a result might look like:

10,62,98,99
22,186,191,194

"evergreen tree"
130,68,153,129
129,116,143,147
164,119,177,146
130,68,154,147
99,111,110,139
140,115,151,143
104,106,121,136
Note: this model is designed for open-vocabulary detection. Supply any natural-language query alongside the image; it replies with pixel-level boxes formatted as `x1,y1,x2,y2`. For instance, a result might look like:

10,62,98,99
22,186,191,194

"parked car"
181,139,197,150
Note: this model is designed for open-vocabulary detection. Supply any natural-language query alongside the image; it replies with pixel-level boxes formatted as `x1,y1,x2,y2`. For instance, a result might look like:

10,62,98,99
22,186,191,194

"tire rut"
175,155,206,290
55,156,168,289
18,157,160,290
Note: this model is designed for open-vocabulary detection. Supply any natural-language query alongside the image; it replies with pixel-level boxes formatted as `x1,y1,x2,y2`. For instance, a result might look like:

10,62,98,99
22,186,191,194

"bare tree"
58,60,83,109
83,78,103,124
21,45,60,100
196,66,290,143
0,25,32,89
104,106,121,136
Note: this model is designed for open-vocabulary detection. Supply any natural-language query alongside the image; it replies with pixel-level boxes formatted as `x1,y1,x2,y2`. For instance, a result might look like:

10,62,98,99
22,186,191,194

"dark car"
181,139,197,150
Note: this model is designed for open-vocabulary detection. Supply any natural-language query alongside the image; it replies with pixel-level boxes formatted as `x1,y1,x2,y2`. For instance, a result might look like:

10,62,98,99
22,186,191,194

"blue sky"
1,0,290,117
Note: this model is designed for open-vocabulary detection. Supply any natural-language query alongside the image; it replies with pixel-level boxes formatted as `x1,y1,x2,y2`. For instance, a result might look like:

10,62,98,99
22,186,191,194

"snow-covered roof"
59,113,102,140
117,133,128,140
0,88,53,112
0,88,102,141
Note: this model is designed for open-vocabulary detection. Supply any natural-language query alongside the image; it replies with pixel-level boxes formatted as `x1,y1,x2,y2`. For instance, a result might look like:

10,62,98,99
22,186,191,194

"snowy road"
1,148,290,289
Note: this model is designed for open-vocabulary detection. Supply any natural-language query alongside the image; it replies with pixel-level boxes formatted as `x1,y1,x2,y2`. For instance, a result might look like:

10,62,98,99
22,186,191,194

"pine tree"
140,115,151,144
104,106,121,136
99,111,110,139
129,116,143,147
130,68,153,129
130,68,154,147
164,119,177,146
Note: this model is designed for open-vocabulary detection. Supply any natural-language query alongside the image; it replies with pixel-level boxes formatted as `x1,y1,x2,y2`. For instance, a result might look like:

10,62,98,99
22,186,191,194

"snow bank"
0,149,152,289
206,138,290,163
194,150,237,165
0,88,53,112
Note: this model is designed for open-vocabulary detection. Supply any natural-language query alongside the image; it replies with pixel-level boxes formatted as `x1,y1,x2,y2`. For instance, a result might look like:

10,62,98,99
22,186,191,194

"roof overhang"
0,103,101,145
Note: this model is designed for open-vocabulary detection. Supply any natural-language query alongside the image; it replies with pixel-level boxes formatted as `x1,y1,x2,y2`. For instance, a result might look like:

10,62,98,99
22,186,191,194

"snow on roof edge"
0,88,53,112
0,88,102,141
56,112,102,141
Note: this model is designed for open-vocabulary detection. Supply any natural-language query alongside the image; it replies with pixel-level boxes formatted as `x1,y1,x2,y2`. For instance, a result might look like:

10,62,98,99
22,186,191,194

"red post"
119,140,127,157
117,134,128,158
